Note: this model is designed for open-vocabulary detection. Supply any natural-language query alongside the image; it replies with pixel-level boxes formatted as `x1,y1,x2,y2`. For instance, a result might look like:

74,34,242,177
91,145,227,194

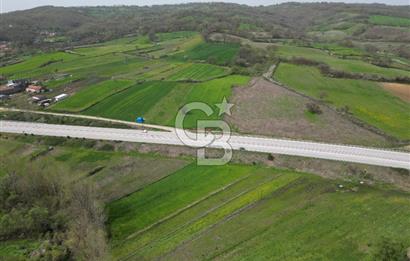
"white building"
54,93,68,102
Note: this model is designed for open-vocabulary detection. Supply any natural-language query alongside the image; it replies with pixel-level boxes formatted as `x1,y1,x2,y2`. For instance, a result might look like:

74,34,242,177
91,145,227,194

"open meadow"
274,63,410,140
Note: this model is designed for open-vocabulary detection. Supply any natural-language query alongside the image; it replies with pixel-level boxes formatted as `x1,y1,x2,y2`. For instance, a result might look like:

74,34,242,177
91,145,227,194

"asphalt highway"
1,120,409,169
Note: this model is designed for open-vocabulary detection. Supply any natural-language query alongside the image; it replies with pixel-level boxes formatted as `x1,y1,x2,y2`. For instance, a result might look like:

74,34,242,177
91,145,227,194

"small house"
26,85,44,93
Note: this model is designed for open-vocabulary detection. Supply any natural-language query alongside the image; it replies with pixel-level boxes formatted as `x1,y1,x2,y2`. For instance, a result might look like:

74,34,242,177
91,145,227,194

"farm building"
54,93,68,102
26,85,45,93
0,79,29,95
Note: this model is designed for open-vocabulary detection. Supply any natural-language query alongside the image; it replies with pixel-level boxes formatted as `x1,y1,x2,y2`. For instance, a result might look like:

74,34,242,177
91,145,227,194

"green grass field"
171,42,240,65
83,81,179,122
165,63,230,81
107,163,410,260
275,63,410,140
81,75,249,127
276,45,410,79
369,15,410,27
0,52,78,78
52,79,134,112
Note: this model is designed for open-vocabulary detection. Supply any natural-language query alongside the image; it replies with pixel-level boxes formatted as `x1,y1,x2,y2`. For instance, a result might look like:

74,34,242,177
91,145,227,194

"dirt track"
382,82,410,102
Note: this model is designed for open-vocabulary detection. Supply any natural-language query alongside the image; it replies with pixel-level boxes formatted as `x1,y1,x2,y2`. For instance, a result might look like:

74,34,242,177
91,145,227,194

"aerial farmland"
0,2,409,260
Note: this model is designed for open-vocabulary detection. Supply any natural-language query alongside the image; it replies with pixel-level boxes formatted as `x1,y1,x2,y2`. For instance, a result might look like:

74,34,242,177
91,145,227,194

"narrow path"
0,107,175,132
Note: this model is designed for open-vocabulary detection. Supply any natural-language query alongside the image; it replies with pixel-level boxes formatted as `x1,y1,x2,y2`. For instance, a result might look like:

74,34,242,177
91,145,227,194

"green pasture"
311,42,366,57
52,79,134,112
171,42,240,65
145,75,250,127
276,45,410,79
274,63,410,140
0,52,78,78
163,63,230,81
369,15,410,27
81,75,249,127
108,162,410,260
83,81,178,122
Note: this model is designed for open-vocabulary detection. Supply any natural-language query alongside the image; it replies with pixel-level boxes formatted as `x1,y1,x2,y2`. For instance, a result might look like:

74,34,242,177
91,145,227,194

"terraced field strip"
116,171,300,260
52,79,134,112
165,63,230,82
171,41,240,65
107,164,254,244
83,81,179,122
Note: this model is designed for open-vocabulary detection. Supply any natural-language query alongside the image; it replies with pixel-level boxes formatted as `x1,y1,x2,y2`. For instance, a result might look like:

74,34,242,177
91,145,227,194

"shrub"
99,144,115,151
373,238,408,261
306,102,322,114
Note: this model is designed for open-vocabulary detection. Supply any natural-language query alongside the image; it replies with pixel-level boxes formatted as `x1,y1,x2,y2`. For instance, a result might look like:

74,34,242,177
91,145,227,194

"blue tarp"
136,117,145,123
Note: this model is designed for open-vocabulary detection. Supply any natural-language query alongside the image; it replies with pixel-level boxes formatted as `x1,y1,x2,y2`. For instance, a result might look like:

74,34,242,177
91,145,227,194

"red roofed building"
26,85,44,93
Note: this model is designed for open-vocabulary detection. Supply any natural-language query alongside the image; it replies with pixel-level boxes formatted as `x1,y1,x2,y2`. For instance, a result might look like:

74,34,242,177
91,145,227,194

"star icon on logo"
215,97,234,116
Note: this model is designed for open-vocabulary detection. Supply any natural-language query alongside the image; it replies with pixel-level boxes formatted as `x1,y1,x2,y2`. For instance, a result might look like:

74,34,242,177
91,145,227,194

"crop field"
276,45,410,79
0,52,78,78
161,63,230,82
144,75,250,127
311,42,365,57
83,81,180,122
81,75,250,127
107,163,410,260
171,42,240,65
52,79,134,112
274,63,410,140
369,15,410,27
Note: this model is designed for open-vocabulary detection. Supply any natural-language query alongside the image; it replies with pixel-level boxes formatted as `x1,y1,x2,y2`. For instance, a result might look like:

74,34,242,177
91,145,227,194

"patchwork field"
1,131,410,260
82,75,250,128
274,63,410,140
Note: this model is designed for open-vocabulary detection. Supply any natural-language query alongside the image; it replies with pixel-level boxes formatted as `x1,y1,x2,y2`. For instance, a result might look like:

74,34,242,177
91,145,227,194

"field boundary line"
120,173,283,259
157,174,301,260
0,107,175,132
122,174,253,242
